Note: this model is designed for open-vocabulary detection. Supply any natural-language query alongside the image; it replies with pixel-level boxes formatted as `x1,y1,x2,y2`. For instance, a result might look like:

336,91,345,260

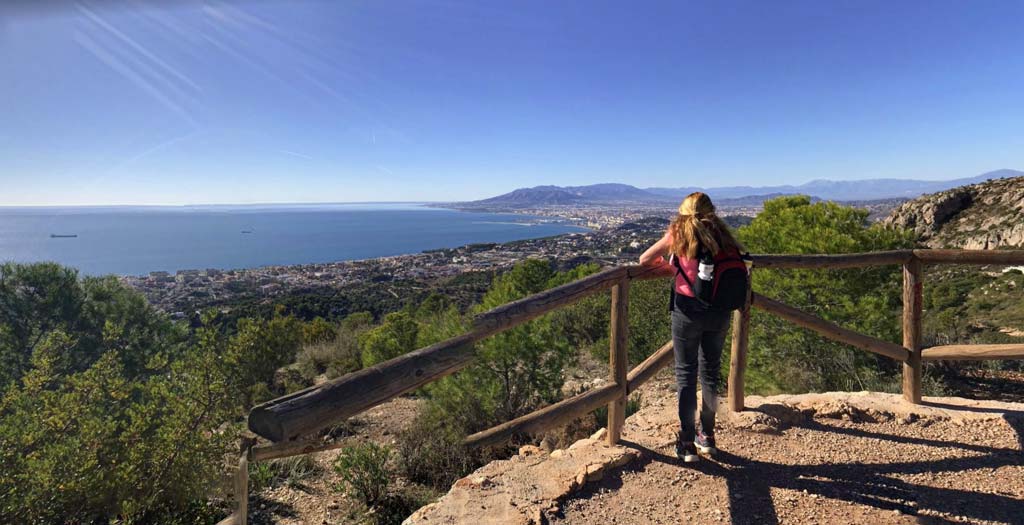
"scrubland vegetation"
1,196,1020,524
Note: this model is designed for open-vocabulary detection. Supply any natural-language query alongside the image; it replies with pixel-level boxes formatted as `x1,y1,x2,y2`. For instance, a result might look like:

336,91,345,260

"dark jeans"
671,308,730,443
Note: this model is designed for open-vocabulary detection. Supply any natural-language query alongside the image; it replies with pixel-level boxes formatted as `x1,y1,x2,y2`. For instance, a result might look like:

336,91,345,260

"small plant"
333,443,391,508
248,462,276,492
249,455,322,492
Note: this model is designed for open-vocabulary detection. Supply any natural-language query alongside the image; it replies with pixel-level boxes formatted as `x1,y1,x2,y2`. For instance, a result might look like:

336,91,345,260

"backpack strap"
671,253,697,291
670,252,710,308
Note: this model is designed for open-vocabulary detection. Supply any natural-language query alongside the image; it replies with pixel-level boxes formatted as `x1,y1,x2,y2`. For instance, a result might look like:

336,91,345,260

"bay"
0,203,588,276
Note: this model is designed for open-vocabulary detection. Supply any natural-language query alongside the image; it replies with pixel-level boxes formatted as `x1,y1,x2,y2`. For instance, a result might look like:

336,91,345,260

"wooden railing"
217,248,1024,524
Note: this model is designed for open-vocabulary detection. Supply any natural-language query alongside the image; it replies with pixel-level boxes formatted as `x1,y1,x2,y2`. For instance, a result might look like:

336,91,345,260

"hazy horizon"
0,167,1018,208
3,1,1023,206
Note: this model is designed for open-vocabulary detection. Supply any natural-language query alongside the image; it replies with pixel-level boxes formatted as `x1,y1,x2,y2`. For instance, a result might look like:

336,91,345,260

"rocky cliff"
884,175,1024,249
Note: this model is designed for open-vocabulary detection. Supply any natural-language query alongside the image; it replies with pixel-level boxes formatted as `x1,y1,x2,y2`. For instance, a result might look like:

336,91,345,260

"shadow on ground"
563,411,1024,525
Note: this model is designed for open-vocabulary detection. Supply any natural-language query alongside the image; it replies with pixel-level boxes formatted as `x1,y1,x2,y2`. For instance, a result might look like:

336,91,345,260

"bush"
0,262,185,390
0,331,238,524
224,314,304,408
303,316,338,344
334,443,391,508
395,406,488,489
0,263,323,523
359,311,420,367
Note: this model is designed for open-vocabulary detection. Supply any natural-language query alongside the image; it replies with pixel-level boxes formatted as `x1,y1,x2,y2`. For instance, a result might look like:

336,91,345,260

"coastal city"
121,214,672,315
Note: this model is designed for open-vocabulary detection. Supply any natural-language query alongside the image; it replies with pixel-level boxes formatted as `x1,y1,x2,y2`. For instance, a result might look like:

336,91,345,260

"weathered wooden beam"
249,331,480,441
607,278,629,445
751,292,910,362
626,341,674,394
728,284,752,412
913,249,1024,265
463,383,621,449
922,344,1024,361
751,251,913,269
902,257,923,403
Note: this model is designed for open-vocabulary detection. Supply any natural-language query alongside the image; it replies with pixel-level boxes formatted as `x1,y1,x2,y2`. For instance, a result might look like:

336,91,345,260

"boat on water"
50,234,78,238
241,230,254,234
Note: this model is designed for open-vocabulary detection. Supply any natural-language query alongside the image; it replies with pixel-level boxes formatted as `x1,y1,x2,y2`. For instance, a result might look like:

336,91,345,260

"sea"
0,203,589,276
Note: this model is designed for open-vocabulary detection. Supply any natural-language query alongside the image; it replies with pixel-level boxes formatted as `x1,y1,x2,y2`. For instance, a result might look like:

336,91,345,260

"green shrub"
334,443,391,508
0,332,238,524
0,262,185,390
359,311,420,366
303,316,338,344
296,312,373,381
224,314,303,408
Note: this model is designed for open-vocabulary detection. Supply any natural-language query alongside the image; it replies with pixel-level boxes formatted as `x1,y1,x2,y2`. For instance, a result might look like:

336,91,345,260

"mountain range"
462,169,1022,207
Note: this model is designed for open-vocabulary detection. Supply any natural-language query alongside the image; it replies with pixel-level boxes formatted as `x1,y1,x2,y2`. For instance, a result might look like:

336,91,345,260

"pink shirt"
670,254,699,298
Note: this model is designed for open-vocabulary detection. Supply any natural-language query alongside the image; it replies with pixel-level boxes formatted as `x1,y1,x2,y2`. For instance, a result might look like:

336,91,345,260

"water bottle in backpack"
695,252,715,303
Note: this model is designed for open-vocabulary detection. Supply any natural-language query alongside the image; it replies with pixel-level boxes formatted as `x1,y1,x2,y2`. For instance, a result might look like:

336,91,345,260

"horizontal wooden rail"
626,341,674,394
922,344,1024,362
250,436,350,462
464,383,620,449
752,292,910,362
474,266,628,333
913,249,1024,265
249,332,479,441
752,250,914,269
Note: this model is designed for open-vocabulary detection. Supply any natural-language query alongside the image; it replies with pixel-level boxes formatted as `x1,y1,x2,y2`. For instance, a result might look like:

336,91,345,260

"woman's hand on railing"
638,231,671,267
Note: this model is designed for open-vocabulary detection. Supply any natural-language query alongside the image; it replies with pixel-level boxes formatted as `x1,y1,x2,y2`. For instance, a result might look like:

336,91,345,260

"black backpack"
669,247,751,312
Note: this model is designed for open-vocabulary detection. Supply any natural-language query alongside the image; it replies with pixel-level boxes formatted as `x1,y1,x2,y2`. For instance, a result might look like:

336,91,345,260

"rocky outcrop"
884,176,1024,249
402,428,639,525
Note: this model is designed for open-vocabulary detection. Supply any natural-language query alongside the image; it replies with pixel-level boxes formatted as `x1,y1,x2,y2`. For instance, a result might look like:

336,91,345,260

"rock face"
884,176,1024,249
402,428,639,525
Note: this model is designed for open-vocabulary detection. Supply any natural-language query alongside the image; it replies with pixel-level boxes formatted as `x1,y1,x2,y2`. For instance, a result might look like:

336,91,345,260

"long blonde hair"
669,192,743,259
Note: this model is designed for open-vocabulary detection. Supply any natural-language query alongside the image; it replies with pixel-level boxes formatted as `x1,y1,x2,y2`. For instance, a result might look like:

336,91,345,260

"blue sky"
1,0,1022,205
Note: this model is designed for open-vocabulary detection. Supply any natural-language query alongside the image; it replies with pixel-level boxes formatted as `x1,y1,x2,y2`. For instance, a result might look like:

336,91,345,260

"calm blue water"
0,204,588,276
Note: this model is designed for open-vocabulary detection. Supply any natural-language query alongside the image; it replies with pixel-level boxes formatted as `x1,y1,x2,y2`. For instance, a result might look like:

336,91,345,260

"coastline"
1,204,590,278
121,216,669,315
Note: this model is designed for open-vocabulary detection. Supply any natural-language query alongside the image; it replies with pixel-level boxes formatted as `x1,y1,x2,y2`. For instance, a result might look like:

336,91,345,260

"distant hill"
645,169,1023,201
461,169,1021,208
884,175,1024,249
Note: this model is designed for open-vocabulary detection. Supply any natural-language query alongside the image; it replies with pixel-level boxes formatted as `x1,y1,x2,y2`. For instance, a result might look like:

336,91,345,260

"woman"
638,192,745,462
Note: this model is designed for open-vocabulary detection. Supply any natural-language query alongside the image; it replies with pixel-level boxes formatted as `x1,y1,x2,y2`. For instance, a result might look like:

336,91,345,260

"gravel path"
554,381,1024,525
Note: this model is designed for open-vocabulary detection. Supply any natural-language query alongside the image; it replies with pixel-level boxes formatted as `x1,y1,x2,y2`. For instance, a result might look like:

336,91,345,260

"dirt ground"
552,377,1024,525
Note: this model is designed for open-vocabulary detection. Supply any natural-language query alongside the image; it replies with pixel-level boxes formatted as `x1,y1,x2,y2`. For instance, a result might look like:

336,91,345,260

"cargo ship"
50,234,78,238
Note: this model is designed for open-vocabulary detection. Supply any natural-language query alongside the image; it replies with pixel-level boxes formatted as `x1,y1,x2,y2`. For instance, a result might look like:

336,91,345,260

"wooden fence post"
607,278,629,445
902,256,923,403
236,440,252,524
727,286,751,412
